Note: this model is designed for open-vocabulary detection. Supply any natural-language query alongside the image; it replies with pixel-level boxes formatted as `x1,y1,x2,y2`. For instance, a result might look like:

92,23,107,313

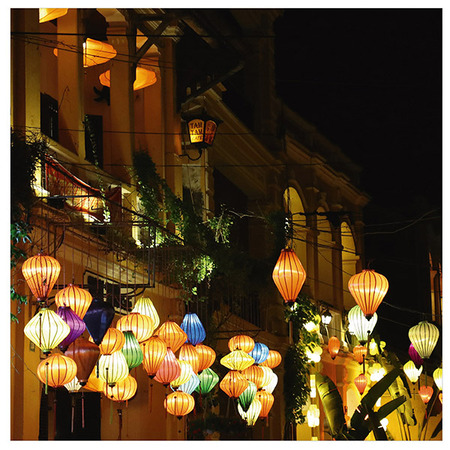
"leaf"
375,396,406,421
361,367,402,410
430,419,442,439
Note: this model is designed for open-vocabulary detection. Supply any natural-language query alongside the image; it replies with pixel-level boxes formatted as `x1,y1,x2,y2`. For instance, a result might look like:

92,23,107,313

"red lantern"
255,390,274,418
353,345,368,364
354,374,368,395
179,343,200,374
228,335,255,353
55,284,93,319
157,321,187,353
141,336,167,378
219,370,248,398
154,348,181,386
164,391,195,419
419,385,433,404
98,328,125,355
328,337,340,360
116,312,154,343
37,353,77,388
65,337,100,386
260,350,282,369
195,344,216,372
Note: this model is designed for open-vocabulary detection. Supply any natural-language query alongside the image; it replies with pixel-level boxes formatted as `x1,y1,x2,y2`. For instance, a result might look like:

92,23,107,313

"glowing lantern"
369,338,386,356
98,328,125,355
116,312,155,343
238,399,262,426
141,336,167,378
65,376,82,393
348,305,378,344
186,115,220,147
221,350,255,371
260,350,282,369
439,393,443,404
98,351,129,387
249,342,269,364
419,385,433,404
272,248,306,305
354,374,368,395
196,368,219,395
238,381,257,412
132,297,160,329
164,391,195,419
154,348,181,386
99,66,156,90
307,404,320,428
259,367,274,390
353,345,368,364
56,306,86,352
403,360,423,384
37,354,77,388
369,363,386,382
242,365,264,388
84,369,105,392
83,38,117,68
228,335,255,353
310,374,316,398
220,370,249,398
170,360,193,389
180,312,206,345
65,337,100,386
24,308,70,354
263,371,278,394
255,390,274,418
22,253,61,303
408,321,440,360
83,298,115,345
55,284,93,319
328,336,340,360
195,344,216,372
104,374,138,402
121,331,143,369
39,8,68,23
408,343,424,368
321,308,332,326
178,367,200,395
433,368,443,391
305,343,322,363
179,343,200,374
157,321,187,352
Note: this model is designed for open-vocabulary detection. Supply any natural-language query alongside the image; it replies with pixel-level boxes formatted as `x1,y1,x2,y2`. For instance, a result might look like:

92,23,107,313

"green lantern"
195,367,219,395
121,330,144,369
238,381,257,412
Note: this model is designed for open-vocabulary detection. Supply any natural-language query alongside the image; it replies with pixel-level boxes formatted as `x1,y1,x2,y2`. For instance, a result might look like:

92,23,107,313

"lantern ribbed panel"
132,297,160,329
54,284,93,319
99,328,125,355
228,335,255,353
22,253,61,302
157,321,188,353
242,364,265,389
259,367,274,390
104,374,137,402
83,38,117,67
116,313,155,343
255,390,274,418
353,345,368,364
64,376,82,393
195,344,216,372
272,248,306,304
260,350,282,369
408,321,440,359
348,305,378,343
141,336,167,378
98,351,129,387
433,368,443,391
403,360,423,384
179,367,200,395
328,337,341,360
220,370,249,398
348,270,389,318
66,337,100,385
37,354,77,388
180,312,206,345
154,348,181,386
83,298,115,345
196,368,219,395
179,343,200,374
170,360,193,389
354,374,368,394
249,342,269,364
238,399,262,426
121,331,144,369
84,369,105,392
262,371,278,394
56,306,86,352
408,343,424,367
24,308,70,354
164,391,195,418
419,385,433,404
220,350,255,371
238,381,257,412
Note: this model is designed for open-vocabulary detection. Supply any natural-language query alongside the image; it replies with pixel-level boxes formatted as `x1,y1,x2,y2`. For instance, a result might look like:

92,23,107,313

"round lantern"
154,348,181,386
263,371,278,394
170,360,193,389
164,391,195,419
219,370,249,398
55,284,93,319
228,335,255,353
99,66,156,90
238,399,262,427
196,368,219,395
121,331,144,369
260,350,282,369
195,344,216,372
180,312,206,346
104,374,137,402
24,308,70,354
328,336,340,360
255,390,274,418
408,343,424,368
403,360,423,384
179,343,200,374
408,321,440,360
84,369,105,392
272,248,306,305
242,364,265,389
348,269,389,319
65,337,100,385
37,353,77,389
98,351,129,387
353,345,368,364
116,312,155,343
178,367,200,395
238,381,257,412
419,385,433,404
141,336,167,378
83,38,117,68
348,305,378,344
433,367,443,391
57,306,86,352
249,342,269,364
39,8,68,23
221,350,255,371
98,328,125,355
354,374,368,395
157,321,188,353
83,297,115,345
132,297,160,329
22,253,61,303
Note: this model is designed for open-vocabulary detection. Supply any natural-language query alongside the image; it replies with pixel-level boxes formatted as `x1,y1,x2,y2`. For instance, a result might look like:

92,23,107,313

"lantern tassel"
117,409,123,440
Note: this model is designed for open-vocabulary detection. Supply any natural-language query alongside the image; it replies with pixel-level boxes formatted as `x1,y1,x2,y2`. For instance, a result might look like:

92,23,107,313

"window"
84,114,103,168
40,93,58,141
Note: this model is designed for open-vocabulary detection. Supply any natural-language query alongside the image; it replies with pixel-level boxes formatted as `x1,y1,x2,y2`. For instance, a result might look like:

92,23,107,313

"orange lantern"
98,328,125,355
348,270,389,319
164,391,195,419
219,370,249,398
260,350,282,369
54,284,93,319
37,354,77,388
22,253,61,303
116,312,155,343
154,348,181,386
83,38,117,68
99,66,157,91
157,321,187,353
195,344,216,372
419,385,433,404
242,365,265,389
179,343,200,374
228,335,255,353
354,374,368,395
39,8,68,23
255,390,274,418
353,345,368,364
84,369,105,392
272,248,306,305
328,337,340,360
104,374,137,402
65,337,100,385
141,336,167,378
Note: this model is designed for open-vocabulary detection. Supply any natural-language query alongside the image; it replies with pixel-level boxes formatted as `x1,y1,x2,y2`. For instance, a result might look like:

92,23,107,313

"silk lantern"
180,312,206,345
179,343,200,374
98,351,129,387
170,361,193,390
433,368,443,391
403,360,423,384
55,284,93,319
348,305,378,344
196,368,219,395
104,374,137,402
408,343,424,368
121,331,144,369
221,350,255,371
272,248,306,305
255,390,274,418
220,370,249,398
132,297,160,329
84,369,105,392
195,344,216,372
164,391,195,419
238,399,262,427
83,38,117,68
99,328,125,355
260,350,282,369
419,385,433,404
354,374,368,395
141,336,167,378
263,371,278,394
228,335,255,353
37,353,77,389
117,312,154,343
238,381,257,412
242,365,264,389
64,376,82,393
83,297,115,345
353,345,368,364
157,321,187,352
348,270,389,319
408,321,440,360
328,336,340,360
65,337,100,385
259,367,274,390
178,367,200,395
154,348,181,386
249,342,269,364
57,306,86,352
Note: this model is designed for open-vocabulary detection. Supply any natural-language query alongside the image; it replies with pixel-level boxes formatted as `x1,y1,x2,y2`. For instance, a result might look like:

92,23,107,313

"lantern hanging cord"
381,302,442,319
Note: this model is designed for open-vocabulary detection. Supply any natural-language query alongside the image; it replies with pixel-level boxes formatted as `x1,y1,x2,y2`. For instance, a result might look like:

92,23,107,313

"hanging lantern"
180,312,206,346
307,404,320,428
433,367,443,391
195,368,219,395
220,370,249,398
39,8,68,23
84,369,105,392
170,360,193,390
195,344,216,373
116,312,155,343
249,342,269,364
408,343,424,368
408,321,440,360
121,331,144,369
305,343,322,363
263,371,278,394
104,374,137,402
64,376,82,393
141,336,167,378
186,115,220,148
24,308,70,355
56,306,86,352
65,337,100,385
353,345,368,364
83,297,115,345
259,367,274,390
369,363,386,382
328,336,340,360
22,253,61,303
238,399,262,427
310,374,316,398
154,348,181,386
157,321,188,353
99,66,156,90
37,353,77,388
83,38,117,68
132,297,160,329
242,365,264,389
98,351,129,387
221,350,255,371
55,284,93,319
228,335,255,353
178,367,200,395
255,390,274,418
348,305,378,344
260,350,282,369
272,248,306,305
179,343,200,374
403,360,423,384
419,385,433,404
164,391,195,419
321,308,332,326
238,381,258,412
98,328,125,355
348,269,389,319
354,374,368,395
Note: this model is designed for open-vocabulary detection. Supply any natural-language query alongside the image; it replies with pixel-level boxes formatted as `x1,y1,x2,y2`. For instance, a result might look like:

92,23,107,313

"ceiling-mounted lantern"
83,38,117,68
39,8,68,23
99,66,157,91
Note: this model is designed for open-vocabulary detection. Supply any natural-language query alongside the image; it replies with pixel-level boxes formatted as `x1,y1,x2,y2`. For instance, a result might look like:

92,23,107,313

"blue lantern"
83,297,115,345
180,312,206,345
249,342,269,364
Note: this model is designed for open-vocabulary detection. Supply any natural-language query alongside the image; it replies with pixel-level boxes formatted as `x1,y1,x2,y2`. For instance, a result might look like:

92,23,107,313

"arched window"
341,222,359,310
316,206,334,305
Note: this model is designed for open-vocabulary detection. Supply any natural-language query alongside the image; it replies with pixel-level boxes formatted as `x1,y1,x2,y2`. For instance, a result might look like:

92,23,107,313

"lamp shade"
272,248,306,305
348,270,389,319
132,297,160,329
170,360,193,389
157,321,187,353
260,350,282,369
154,348,181,386
238,381,257,412
121,330,144,369
419,385,433,404
141,336,167,378
178,367,200,395
65,376,82,393
403,360,423,384
249,342,269,364
433,367,443,391
98,351,129,387
328,336,340,360
307,404,320,428
37,354,77,388
116,312,155,343
238,399,262,427
228,335,255,353
180,312,206,345
104,374,137,402
321,309,332,326
83,38,117,68
65,337,100,386
98,328,125,355
22,253,61,302
353,345,368,364
24,308,70,354
219,370,249,398
220,350,255,371
242,365,265,389
56,306,86,352
255,390,274,418
258,367,274,390
39,8,68,23
179,343,200,374
262,371,278,394
408,343,424,368
83,298,115,345
99,66,156,90
187,116,219,147
55,284,93,319
354,374,368,395
195,368,219,395
164,391,195,419
348,305,378,344
408,321,439,360
195,344,216,372
84,369,105,392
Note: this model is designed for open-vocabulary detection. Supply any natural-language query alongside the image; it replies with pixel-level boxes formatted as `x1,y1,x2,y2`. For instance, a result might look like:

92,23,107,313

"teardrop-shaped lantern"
195,368,219,395
180,312,206,345
22,253,61,303
353,345,368,364
348,270,389,319
83,38,117,68
328,336,340,360
24,308,70,354
228,335,255,353
65,337,100,386
419,385,433,404
259,350,282,369
195,344,216,373
242,364,265,389
141,336,167,378
84,369,105,392
255,390,274,418
238,399,262,426
164,391,195,419
403,360,423,384
121,331,144,369
259,366,274,390
170,360,193,390
238,381,257,412
272,248,306,305
154,348,181,386
37,353,77,388
116,312,155,343
98,328,125,355
83,298,115,345
157,321,188,353
56,306,86,352
179,343,200,374
99,66,156,90
262,371,278,394
354,373,368,395
348,305,378,344
98,351,129,387
220,350,255,371
132,297,160,329
408,343,424,368
408,321,440,360
249,342,269,364
104,374,137,402
220,370,249,398
433,367,443,391
178,366,200,395
55,284,93,319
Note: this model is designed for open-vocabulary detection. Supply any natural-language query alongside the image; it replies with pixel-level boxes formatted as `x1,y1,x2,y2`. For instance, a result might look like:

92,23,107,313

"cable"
382,302,442,318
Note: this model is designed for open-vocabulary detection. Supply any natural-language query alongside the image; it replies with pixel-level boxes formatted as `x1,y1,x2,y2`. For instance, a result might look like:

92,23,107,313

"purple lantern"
408,343,424,368
57,306,86,352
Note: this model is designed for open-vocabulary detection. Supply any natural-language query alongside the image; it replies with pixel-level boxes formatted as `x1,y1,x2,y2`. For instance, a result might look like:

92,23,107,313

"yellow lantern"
164,391,195,419
37,354,77,389
259,366,274,390
220,350,255,371
98,328,125,355
433,367,443,391
328,336,341,360
97,351,129,387
238,399,262,426
54,284,93,319
84,369,105,392
408,321,440,360
403,360,423,384
307,404,320,427
228,335,255,353
104,374,137,402
39,8,68,23
170,360,193,389
132,297,160,329
116,312,155,343
99,67,157,90
263,371,278,394
83,38,117,67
